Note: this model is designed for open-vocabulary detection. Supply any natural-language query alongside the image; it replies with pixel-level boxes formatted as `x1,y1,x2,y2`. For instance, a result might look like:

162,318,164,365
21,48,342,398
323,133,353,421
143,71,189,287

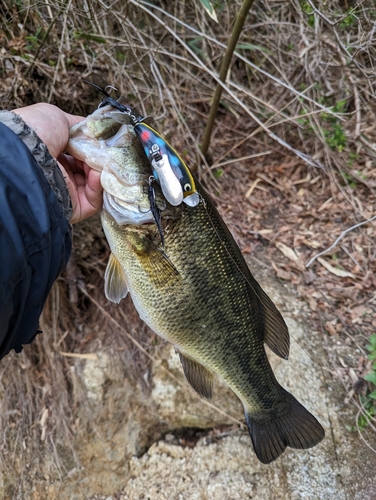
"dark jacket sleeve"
0,122,72,359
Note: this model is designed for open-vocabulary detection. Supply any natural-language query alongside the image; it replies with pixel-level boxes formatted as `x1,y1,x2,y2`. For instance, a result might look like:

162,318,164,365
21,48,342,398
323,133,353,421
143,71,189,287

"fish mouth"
103,192,155,225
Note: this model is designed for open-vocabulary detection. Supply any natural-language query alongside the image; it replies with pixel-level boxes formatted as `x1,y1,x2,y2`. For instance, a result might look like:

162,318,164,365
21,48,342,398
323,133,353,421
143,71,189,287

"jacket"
0,117,72,359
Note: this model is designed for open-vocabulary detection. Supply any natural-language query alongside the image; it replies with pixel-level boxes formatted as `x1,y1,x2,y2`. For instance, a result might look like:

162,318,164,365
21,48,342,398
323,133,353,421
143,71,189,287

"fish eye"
184,183,191,192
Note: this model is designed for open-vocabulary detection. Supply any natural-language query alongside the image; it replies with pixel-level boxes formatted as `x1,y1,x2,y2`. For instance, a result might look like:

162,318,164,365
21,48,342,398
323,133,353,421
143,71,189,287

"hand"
12,103,103,224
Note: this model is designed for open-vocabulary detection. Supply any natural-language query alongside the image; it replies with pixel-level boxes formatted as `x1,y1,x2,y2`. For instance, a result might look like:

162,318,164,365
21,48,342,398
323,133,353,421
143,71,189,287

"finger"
85,169,103,211
64,112,85,129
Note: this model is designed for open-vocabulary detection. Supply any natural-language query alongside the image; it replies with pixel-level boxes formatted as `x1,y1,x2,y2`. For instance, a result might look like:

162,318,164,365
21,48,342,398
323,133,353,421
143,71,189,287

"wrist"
0,109,73,223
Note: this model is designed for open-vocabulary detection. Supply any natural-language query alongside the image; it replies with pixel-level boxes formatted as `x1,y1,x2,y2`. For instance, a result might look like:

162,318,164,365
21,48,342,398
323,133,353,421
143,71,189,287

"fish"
67,104,325,464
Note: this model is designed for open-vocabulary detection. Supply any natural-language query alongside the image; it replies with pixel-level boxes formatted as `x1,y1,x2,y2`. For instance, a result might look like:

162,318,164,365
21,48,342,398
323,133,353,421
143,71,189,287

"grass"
347,335,376,433
365,335,376,398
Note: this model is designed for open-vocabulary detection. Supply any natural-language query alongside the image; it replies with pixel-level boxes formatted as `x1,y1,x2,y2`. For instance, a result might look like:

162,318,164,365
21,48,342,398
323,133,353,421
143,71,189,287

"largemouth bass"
67,104,325,464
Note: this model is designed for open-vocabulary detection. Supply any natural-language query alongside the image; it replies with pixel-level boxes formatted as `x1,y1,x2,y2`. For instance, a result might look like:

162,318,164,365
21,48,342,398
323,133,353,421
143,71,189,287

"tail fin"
245,391,325,464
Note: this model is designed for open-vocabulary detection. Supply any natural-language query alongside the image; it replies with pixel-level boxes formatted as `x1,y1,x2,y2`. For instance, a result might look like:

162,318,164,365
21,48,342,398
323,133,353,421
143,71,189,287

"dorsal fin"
177,351,214,399
257,285,290,360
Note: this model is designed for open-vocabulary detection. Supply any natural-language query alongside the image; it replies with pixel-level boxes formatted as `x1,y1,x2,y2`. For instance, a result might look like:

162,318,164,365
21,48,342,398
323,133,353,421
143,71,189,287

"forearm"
0,110,73,222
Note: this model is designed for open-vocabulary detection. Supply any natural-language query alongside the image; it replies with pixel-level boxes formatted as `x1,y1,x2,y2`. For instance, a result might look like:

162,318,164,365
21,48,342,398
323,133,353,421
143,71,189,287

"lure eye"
184,183,191,192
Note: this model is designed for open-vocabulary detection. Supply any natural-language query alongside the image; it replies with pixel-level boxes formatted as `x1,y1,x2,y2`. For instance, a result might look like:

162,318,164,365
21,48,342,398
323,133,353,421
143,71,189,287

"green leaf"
188,37,205,58
369,390,376,399
198,0,218,22
368,334,376,347
73,30,106,44
236,43,271,54
364,371,376,385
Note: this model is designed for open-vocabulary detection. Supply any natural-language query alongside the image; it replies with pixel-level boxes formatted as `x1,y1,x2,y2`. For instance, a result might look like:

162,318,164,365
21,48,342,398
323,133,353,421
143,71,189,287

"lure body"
134,123,200,207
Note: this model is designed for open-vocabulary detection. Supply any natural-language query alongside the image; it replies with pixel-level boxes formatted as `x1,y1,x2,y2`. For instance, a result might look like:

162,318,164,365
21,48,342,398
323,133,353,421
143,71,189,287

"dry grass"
1,0,376,492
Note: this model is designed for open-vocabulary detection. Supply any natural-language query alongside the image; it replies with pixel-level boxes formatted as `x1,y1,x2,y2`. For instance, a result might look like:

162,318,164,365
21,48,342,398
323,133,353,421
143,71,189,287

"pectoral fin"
177,352,214,399
104,252,128,303
128,231,179,286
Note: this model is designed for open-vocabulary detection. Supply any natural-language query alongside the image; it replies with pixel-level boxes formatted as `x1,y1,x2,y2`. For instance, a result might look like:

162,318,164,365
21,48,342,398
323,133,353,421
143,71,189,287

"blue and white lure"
90,83,200,208
134,122,200,208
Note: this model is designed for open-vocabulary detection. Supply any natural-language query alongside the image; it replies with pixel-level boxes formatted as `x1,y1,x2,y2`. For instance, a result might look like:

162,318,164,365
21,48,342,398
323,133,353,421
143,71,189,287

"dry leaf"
271,261,291,281
276,242,305,270
301,238,321,249
325,321,336,336
276,242,299,261
317,257,356,278
305,294,318,311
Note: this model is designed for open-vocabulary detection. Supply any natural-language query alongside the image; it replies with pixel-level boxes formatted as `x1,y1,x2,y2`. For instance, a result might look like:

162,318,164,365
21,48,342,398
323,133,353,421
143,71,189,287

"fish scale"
68,106,325,464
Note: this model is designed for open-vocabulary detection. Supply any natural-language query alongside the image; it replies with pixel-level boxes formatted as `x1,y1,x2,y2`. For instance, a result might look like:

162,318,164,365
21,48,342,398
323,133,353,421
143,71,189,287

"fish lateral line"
201,196,320,366
200,196,268,312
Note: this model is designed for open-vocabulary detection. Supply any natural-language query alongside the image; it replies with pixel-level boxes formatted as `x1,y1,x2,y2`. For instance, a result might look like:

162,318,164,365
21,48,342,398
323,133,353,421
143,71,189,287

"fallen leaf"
306,295,318,311
7,37,26,52
258,229,273,235
301,238,321,249
303,271,316,284
317,257,356,278
276,242,305,270
271,261,291,281
325,321,336,336
276,242,299,261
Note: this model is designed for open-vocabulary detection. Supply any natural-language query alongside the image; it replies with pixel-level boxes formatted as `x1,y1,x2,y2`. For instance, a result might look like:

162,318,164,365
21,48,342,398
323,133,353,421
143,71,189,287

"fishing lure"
134,122,200,208
84,81,200,207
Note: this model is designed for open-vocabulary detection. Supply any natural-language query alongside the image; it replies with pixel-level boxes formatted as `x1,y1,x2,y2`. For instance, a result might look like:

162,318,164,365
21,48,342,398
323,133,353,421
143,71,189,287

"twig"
352,83,361,139
360,135,376,155
65,255,80,304
200,0,256,157
306,215,376,268
48,0,72,103
211,151,272,169
60,352,98,360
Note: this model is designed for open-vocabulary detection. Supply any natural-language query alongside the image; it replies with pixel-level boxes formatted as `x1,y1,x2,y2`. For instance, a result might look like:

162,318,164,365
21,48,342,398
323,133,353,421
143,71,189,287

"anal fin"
104,252,128,303
178,351,214,399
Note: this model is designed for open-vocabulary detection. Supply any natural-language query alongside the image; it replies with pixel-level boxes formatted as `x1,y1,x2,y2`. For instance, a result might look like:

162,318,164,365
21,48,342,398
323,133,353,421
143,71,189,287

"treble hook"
148,176,164,247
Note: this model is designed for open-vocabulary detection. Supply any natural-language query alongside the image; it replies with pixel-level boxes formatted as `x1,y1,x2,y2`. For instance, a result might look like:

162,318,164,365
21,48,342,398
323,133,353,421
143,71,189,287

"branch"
200,0,256,158
306,215,376,268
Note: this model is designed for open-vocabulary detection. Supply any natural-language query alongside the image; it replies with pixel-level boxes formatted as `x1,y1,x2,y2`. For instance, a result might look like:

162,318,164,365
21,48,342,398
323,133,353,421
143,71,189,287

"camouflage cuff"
0,110,73,223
